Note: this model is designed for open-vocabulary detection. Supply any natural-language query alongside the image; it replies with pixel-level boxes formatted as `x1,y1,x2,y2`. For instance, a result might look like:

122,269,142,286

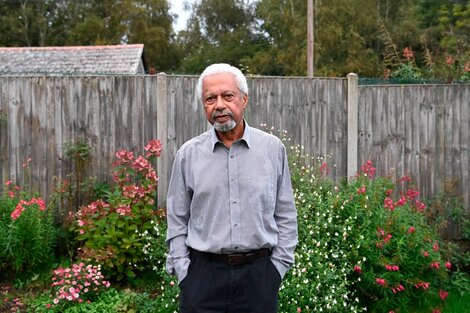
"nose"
214,95,226,110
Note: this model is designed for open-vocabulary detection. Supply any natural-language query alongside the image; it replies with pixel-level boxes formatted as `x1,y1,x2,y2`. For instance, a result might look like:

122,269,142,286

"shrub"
279,144,364,312
141,215,179,312
0,180,56,279
73,139,163,282
343,162,451,312
46,262,111,311
279,138,459,312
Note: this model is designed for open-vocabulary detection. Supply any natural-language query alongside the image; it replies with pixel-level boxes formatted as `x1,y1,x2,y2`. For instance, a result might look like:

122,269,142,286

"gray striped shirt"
165,122,298,283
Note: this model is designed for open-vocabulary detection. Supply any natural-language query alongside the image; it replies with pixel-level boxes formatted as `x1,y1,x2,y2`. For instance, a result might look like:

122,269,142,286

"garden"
1,135,469,313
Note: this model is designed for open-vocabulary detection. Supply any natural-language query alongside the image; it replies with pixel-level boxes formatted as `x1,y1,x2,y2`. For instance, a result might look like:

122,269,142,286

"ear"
242,94,248,109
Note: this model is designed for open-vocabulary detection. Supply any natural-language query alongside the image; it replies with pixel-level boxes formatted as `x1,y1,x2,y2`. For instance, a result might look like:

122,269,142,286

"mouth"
213,112,232,123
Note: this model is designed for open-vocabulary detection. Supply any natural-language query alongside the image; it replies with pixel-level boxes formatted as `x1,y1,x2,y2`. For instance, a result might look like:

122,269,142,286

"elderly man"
165,63,298,313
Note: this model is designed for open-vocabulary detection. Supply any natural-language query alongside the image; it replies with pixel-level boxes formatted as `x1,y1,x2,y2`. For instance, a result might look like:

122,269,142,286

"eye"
223,93,235,100
205,96,215,104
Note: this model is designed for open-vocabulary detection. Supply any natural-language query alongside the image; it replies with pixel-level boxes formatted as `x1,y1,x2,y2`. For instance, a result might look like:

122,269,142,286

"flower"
144,139,162,158
430,261,440,269
375,278,386,286
403,47,414,61
439,290,448,301
407,226,416,234
446,56,455,65
353,265,362,274
445,261,452,269
385,264,399,271
357,186,366,194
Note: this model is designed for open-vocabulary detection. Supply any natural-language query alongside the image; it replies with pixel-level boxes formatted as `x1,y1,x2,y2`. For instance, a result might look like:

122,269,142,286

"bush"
72,140,163,282
0,180,56,279
279,141,462,312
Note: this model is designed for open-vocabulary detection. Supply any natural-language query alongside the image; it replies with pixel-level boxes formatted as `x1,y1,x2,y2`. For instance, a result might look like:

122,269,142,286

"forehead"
202,73,238,93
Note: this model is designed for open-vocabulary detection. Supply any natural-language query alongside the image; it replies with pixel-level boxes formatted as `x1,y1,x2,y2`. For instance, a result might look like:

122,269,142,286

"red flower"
439,290,449,301
445,261,452,270
357,185,366,194
407,226,416,234
402,47,414,61
430,261,440,269
376,278,386,286
354,265,362,274
446,56,455,65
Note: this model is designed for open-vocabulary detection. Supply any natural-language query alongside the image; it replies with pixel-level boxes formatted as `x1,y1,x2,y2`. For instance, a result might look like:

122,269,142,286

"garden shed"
0,44,147,75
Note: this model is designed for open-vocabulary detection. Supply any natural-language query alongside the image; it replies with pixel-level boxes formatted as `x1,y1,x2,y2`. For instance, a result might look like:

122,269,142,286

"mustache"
212,110,233,119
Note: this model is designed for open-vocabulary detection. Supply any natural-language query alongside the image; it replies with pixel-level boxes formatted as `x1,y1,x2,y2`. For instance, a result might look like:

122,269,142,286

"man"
165,63,298,313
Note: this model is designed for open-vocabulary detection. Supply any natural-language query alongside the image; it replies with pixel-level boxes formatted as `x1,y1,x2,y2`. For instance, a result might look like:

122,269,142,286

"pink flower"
359,160,376,178
415,201,426,212
376,278,386,286
445,261,452,270
5,180,12,186
144,139,162,158
432,309,441,313
385,264,399,271
383,234,392,243
446,56,455,65
357,185,366,194
297,308,302,313
403,47,414,61
423,251,429,257
415,281,430,289
395,196,407,207
319,162,330,176
405,189,419,200
116,205,132,216
384,197,395,211
430,262,440,269
354,265,362,274
433,242,439,251
439,290,448,301
407,226,416,234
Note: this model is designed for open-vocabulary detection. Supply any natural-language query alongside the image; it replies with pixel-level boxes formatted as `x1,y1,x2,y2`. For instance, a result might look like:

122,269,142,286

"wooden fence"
0,75,468,237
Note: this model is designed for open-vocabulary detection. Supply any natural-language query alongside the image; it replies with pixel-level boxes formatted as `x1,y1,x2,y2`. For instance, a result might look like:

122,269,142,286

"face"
202,72,248,133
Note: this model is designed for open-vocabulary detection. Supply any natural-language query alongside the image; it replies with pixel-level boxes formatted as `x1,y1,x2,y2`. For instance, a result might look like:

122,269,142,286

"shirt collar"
210,119,251,151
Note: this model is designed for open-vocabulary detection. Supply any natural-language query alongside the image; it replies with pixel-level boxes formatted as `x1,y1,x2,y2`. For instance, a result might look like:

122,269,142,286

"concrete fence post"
347,73,358,181
156,73,168,208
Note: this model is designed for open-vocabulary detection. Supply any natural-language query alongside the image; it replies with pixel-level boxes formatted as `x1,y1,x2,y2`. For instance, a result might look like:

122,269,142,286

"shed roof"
0,44,146,75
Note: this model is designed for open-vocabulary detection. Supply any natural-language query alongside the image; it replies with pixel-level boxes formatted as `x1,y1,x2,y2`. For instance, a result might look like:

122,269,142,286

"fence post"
347,73,358,181
157,73,168,209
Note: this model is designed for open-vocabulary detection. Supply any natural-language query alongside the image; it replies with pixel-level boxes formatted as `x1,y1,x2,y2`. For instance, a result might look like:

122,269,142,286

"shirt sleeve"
165,150,192,283
270,143,298,279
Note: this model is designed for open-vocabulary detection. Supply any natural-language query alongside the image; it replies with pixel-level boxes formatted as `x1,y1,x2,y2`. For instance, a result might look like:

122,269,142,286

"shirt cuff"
270,257,290,280
166,256,191,284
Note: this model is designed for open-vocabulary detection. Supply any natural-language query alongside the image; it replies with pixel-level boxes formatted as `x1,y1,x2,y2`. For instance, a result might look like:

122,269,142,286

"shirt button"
234,223,238,227
230,155,234,159
234,246,239,250
233,200,237,204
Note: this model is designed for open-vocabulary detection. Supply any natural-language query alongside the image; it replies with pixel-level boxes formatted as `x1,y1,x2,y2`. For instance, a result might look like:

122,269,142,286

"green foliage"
278,139,468,312
73,140,163,282
141,215,179,312
176,0,266,74
0,183,56,280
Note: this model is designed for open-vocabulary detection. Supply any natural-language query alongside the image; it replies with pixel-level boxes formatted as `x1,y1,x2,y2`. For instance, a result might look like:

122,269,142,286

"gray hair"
196,63,248,103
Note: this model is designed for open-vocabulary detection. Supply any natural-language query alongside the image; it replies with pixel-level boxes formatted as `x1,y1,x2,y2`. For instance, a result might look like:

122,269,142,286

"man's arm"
165,152,192,284
270,143,298,279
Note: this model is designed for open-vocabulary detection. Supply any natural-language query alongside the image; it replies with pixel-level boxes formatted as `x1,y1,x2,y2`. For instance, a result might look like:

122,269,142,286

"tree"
176,0,268,74
0,0,180,72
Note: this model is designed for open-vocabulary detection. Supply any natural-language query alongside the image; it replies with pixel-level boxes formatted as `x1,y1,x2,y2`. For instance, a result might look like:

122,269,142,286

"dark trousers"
179,251,282,313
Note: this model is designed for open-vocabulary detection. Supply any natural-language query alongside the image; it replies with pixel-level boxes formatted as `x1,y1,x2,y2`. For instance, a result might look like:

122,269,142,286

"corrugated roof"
0,44,146,75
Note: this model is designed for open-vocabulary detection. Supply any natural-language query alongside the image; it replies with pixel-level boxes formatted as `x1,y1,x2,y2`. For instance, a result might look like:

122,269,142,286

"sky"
169,0,194,32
